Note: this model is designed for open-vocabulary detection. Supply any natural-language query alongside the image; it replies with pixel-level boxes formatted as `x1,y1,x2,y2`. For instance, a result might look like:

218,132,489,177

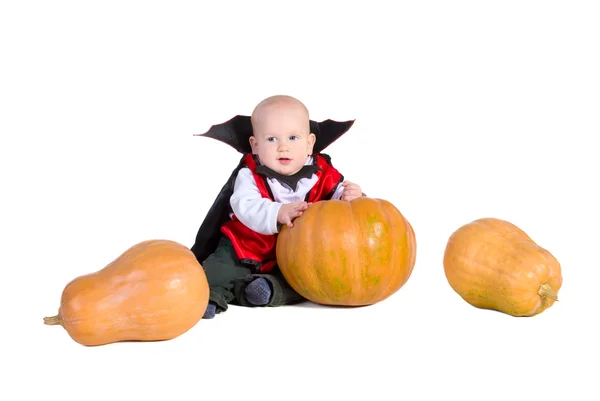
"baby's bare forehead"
253,100,308,121
253,128,307,138
253,95,308,114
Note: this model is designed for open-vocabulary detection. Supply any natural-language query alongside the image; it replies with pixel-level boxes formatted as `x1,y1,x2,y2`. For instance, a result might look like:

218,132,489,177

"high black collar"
255,160,322,191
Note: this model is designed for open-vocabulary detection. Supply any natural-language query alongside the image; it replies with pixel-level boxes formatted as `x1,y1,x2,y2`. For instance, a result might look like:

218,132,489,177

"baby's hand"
341,181,363,201
278,201,310,228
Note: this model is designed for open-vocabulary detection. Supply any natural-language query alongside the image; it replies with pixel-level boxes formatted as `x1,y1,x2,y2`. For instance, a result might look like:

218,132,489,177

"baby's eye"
267,137,277,142
289,135,298,141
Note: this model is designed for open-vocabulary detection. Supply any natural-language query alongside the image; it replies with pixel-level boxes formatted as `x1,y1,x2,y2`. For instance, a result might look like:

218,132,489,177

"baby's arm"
230,168,282,235
331,180,365,201
330,183,345,200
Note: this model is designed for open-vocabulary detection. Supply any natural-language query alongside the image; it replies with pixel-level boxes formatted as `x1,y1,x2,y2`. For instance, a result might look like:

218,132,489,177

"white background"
2,1,599,400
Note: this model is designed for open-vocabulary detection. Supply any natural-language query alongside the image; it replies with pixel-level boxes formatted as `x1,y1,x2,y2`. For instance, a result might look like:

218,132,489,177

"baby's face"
250,102,315,176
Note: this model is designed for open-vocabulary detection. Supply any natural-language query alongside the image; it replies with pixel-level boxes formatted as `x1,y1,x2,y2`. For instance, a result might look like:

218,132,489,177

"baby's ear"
249,135,258,154
307,132,316,154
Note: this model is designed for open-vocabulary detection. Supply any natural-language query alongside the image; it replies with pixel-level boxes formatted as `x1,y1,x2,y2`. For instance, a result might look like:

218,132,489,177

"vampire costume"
190,114,354,266
190,114,355,314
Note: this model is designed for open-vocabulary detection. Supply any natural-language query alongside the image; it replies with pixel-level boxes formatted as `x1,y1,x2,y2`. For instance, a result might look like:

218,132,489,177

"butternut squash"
44,239,209,346
443,218,562,317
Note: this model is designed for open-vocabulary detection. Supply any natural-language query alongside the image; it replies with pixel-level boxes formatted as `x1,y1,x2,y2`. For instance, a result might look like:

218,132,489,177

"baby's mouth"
278,157,291,165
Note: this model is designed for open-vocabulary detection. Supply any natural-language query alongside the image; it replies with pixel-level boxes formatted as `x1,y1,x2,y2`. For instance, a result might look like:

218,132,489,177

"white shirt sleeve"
330,181,345,200
230,167,282,235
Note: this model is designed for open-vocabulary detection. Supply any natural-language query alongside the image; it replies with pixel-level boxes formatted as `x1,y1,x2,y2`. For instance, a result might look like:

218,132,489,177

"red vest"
221,153,343,272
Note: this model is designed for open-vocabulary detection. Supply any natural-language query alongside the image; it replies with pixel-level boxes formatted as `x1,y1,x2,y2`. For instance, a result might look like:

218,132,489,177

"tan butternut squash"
44,239,209,346
443,218,562,317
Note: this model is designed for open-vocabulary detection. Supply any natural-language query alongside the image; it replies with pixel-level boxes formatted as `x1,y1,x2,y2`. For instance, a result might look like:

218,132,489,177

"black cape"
190,114,355,264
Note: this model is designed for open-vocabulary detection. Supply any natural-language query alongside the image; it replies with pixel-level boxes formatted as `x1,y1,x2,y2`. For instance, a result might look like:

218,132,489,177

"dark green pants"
203,236,305,314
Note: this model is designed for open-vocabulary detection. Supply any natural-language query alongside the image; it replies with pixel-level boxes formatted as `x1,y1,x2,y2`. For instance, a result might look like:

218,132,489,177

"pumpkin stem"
538,283,558,302
43,315,62,325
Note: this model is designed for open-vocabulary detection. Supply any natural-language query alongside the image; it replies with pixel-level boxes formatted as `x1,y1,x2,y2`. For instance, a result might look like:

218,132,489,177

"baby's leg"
237,267,305,307
265,267,306,306
202,236,252,317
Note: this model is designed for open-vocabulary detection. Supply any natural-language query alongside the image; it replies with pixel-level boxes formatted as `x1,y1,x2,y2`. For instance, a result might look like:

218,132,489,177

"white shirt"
230,156,344,235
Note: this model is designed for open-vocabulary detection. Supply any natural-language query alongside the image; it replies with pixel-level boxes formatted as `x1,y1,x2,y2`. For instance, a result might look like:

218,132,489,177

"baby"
202,95,363,318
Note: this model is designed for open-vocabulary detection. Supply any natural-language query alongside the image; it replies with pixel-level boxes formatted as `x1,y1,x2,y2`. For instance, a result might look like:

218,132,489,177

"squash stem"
43,315,62,325
538,283,558,302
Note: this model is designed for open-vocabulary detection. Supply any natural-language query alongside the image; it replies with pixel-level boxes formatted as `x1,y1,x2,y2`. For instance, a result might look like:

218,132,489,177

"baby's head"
249,95,316,176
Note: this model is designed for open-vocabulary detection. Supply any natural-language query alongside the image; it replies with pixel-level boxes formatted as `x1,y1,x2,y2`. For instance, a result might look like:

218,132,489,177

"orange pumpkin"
443,218,562,317
275,197,417,306
44,239,209,346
